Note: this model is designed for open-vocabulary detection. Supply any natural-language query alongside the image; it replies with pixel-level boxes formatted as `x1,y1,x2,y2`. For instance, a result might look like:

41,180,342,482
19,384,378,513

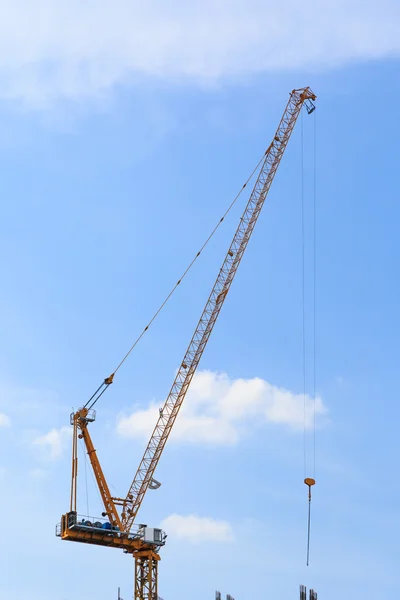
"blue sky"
0,2,400,599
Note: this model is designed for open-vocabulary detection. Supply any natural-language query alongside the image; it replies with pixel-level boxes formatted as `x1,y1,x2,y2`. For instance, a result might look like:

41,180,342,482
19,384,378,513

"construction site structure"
300,585,318,600
117,588,164,600
57,87,316,600
216,592,235,600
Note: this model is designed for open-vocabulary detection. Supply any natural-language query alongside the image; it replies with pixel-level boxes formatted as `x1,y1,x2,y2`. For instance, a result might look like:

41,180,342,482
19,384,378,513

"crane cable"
79,438,90,517
313,107,317,480
302,108,307,481
83,150,268,411
80,437,106,514
302,108,317,566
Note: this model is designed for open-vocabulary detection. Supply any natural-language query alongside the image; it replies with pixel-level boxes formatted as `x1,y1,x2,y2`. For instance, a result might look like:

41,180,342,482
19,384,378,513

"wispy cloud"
0,382,60,420
29,468,47,479
161,514,234,544
33,426,72,460
1,0,399,105
117,370,327,445
0,413,11,427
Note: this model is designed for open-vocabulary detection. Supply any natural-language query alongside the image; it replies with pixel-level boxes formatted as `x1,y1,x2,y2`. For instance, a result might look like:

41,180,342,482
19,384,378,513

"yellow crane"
57,87,316,600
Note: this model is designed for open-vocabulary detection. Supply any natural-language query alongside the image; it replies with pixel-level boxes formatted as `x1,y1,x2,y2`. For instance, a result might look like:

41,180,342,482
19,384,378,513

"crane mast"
58,87,316,600
121,87,316,531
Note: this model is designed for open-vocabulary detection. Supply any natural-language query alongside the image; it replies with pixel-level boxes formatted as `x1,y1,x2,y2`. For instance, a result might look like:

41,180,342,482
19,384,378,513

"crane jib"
121,87,316,532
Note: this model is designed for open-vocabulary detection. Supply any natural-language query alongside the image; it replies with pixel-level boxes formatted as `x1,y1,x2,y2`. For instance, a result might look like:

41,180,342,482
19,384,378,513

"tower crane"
57,87,316,600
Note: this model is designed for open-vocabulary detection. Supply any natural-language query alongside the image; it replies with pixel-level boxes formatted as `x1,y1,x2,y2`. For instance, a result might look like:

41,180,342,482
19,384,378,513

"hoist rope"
302,107,317,566
79,438,90,517
85,150,268,410
306,494,312,566
313,109,317,479
301,108,318,480
301,108,307,479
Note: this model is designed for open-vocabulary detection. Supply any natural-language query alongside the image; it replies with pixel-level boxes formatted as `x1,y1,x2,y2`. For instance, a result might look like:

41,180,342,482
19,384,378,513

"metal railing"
57,513,144,540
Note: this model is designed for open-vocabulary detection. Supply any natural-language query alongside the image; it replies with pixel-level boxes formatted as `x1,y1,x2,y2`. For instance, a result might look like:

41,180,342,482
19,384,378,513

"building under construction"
300,586,317,600
114,587,318,599
215,589,318,600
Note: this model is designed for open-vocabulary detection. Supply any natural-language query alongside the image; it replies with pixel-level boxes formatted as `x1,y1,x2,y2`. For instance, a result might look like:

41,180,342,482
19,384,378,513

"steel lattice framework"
135,551,159,600
300,585,318,600
121,87,316,531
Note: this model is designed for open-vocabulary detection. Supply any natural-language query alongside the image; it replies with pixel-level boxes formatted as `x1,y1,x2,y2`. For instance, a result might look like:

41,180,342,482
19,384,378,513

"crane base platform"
56,512,165,555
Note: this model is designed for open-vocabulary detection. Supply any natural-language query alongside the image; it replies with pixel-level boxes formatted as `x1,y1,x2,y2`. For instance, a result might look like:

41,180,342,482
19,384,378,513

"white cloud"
33,426,72,460
0,0,399,105
29,468,47,479
117,370,327,446
161,513,234,544
0,413,10,427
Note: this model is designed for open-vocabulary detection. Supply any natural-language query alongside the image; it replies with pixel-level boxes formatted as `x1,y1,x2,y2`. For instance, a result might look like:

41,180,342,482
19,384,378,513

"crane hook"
304,477,315,500
304,477,315,566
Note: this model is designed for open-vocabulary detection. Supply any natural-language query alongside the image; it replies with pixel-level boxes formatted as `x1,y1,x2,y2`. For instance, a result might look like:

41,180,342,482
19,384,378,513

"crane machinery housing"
57,87,316,600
